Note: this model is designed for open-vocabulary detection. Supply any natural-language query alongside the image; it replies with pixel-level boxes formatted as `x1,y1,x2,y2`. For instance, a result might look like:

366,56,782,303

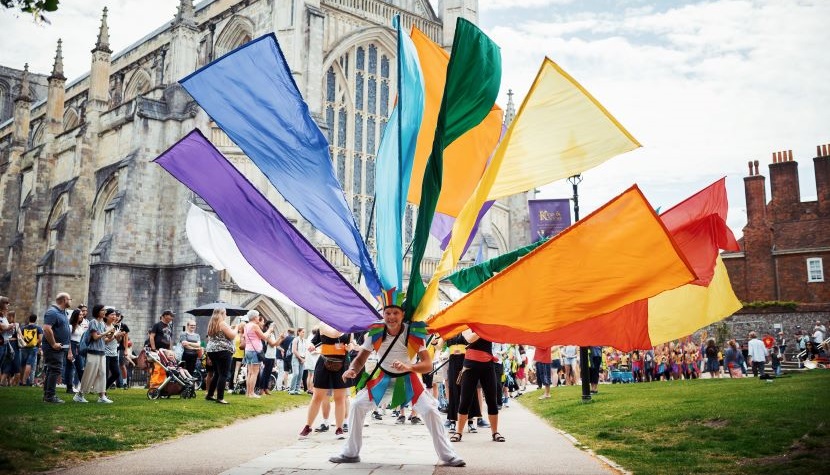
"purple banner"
154,129,378,333
528,199,572,242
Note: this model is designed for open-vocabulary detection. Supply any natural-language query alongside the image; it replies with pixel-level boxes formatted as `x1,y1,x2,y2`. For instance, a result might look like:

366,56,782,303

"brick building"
722,145,830,309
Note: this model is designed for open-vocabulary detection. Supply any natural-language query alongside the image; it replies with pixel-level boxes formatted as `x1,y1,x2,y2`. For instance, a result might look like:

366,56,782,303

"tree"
1,0,60,22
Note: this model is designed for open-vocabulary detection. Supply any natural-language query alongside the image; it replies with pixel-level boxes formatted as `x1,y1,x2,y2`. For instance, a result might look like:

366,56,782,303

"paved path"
54,398,618,475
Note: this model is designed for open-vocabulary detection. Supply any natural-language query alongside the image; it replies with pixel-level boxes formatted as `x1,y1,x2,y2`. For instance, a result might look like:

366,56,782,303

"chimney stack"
816,143,830,217
745,158,767,227
768,148,800,221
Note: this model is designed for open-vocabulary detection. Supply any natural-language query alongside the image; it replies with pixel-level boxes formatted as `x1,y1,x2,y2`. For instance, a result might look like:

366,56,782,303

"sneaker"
441,457,466,467
43,397,65,404
396,415,406,424
445,421,456,432
298,425,312,439
477,418,490,428
409,416,422,425
443,420,453,428
329,454,360,464
335,427,345,439
342,423,349,433
467,421,477,433
314,423,330,433
73,393,88,403
98,396,114,404
372,410,383,421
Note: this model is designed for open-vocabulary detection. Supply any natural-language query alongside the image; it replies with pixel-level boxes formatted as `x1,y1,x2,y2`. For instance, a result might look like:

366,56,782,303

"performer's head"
383,305,404,330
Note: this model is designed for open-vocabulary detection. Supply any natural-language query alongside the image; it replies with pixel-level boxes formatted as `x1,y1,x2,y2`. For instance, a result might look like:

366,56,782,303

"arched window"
214,15,254,57
30,122,44,147
45,193,68,250
63,107,80,131
90,174,119,251
123,69,152,101
324,35,394,239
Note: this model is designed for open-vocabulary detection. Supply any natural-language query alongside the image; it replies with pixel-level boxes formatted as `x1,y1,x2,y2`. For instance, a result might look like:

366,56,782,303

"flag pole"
568,174,593,403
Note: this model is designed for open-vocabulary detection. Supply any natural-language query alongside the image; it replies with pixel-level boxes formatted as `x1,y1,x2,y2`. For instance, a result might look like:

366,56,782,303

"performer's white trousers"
339,387,460,463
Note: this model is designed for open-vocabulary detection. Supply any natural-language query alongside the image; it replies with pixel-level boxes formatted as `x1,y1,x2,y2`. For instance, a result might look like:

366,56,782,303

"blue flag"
180,34,381,297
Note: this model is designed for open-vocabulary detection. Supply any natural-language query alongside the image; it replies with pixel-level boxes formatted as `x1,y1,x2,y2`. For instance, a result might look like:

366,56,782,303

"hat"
379,287,405,310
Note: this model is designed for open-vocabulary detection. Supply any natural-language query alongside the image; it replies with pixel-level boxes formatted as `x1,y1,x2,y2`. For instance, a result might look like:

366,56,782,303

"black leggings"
208,350,231,401
447,355,481,421
459,360,499,416
105,355,121,389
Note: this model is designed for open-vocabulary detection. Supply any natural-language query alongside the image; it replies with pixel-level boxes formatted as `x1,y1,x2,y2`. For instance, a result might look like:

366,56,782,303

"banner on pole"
528,199,571,241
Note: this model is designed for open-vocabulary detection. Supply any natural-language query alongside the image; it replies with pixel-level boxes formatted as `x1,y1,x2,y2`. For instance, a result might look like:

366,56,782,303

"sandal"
449,432,463,442
492,432,505,442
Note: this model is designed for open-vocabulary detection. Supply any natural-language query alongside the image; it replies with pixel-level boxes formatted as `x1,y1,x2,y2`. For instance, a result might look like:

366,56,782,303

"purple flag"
154,129,378,333
528,199,572,242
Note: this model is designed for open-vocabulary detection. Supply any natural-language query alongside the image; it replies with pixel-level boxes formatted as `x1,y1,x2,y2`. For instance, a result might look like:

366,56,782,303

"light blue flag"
180,34,381,297
375,17,425,292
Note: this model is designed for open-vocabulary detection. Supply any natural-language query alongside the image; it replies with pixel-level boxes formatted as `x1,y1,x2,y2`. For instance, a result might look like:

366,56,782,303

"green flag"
404,18,502,319
446,238,549,292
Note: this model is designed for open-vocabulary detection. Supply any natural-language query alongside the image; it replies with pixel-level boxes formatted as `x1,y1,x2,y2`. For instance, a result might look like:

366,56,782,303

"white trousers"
339,386,460,463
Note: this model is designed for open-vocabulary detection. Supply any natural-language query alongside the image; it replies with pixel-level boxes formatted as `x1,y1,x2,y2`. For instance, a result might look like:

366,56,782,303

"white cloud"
480,0,575,12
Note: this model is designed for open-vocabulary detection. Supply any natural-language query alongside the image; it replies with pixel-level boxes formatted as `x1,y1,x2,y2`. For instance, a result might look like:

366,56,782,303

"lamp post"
568,174,592,402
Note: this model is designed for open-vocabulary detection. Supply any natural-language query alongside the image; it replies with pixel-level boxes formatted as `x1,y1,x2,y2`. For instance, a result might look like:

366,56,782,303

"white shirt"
360,323,424,373
71,318,89,342
747,338,768,363
814,329,825,344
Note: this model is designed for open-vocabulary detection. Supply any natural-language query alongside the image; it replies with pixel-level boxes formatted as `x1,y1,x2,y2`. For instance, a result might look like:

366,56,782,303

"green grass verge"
523,371,830,475
0,386,305,474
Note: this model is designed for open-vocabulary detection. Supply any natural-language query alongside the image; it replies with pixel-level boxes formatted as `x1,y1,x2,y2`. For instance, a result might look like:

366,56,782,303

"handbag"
322,355,344,372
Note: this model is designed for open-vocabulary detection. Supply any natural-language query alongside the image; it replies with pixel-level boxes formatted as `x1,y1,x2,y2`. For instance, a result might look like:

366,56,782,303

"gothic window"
45,194,68,250
91,174,119,251
324,37,394,250
123,69,152,101
214,15,254,56
63,108,80,131
17,169,33,233
30,123,44,148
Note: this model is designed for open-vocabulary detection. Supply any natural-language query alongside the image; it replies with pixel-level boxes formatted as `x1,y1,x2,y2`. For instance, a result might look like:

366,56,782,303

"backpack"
79,327,92,356
21,326,39,348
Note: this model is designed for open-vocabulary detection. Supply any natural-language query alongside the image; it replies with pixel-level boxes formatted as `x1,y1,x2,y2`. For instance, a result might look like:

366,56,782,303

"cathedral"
0,0,530,340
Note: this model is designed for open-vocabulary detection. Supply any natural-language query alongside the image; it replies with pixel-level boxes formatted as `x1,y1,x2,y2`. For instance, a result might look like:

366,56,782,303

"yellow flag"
414,58,641,321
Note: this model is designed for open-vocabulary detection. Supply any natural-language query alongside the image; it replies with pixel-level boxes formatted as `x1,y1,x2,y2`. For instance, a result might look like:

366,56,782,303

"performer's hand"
342,369,356,381
391,360,409,372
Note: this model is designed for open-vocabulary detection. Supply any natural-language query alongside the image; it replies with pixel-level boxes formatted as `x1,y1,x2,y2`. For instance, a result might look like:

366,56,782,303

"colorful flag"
155,130,378,333
179,34,381,297
408,27,503,218
413,57,641,322
405,18,502,318
375,17,425,293
438,179,742,350
427,186,696,338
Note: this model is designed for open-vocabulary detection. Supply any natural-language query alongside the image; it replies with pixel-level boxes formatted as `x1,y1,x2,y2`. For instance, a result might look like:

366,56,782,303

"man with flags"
329,291,465,467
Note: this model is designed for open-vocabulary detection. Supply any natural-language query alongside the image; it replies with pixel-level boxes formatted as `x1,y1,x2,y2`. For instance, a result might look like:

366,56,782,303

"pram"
145,348,198,400
610,364,635,384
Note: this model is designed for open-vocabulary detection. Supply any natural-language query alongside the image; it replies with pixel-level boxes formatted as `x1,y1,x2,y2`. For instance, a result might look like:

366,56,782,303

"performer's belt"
379,366,411,378
320,344,347,356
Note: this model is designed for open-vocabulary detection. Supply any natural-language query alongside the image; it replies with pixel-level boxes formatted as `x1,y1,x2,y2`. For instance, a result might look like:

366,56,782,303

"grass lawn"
523,371,830,475
0,386,306,474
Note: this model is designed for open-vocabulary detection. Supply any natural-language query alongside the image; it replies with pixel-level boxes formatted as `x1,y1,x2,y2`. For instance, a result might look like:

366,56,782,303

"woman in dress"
75,305,114,403
205,307,236,404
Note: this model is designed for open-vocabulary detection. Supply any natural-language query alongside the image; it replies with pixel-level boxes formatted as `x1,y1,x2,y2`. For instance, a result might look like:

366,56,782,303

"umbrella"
185,301,249,317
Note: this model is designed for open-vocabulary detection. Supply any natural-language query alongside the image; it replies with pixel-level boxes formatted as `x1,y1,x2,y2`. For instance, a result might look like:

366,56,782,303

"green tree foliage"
1,0,60,22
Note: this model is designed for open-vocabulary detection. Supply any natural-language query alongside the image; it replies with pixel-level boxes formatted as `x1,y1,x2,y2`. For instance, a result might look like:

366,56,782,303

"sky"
1,0,829,238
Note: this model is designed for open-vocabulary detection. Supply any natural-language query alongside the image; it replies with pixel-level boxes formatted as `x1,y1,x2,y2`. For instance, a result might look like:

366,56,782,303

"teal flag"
404,18,501,319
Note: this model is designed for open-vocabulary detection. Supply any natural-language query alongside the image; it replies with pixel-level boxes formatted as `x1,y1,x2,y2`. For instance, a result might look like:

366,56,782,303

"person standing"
451,330,504,444
149,310,174,351
562,345,578,386
67,305,89,392
279,328,295,391
104,309,124,391
747,331,769,377
533,345,552,400
115,311,130,389
1,311,22,387
289,328,307,395
42,293,74,403
75,305,114,403
243,311,268,398
299,323,351,439
179,319,202,374
205,308,236,404
258,322,282,396
0,296,12,372
329,300,465,467
20,314,43,386
704,338,719,379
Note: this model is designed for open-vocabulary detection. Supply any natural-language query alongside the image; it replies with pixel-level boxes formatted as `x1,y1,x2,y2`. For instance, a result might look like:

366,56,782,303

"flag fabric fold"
179,33,381,297
185,204,299,311
427,186,696,338
155,129,378,333
404,18,502,319
375,17,425,293
413,57,641,322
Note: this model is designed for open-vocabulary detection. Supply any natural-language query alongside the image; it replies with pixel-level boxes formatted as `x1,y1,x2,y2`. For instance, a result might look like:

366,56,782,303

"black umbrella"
185,301,249,317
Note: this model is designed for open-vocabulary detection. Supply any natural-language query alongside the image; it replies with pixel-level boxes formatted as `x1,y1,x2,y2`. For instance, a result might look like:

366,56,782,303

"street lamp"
568,174,592,402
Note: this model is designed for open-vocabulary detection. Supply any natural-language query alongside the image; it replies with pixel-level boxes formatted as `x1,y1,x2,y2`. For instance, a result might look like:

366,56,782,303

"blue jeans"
290,356,302,392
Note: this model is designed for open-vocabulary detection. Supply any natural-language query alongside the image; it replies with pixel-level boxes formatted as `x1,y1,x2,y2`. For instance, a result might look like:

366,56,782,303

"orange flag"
444,179,742,350
407,27,503,217
428,186,696,338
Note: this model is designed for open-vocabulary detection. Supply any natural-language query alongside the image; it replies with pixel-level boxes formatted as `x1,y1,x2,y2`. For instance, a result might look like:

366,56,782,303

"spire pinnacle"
505,89,516,126
50,38,66,80
15,63,32,102
93,7,112,54
173,0,197,28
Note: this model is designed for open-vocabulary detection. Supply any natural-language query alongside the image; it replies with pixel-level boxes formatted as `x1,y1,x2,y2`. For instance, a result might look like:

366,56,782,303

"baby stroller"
145,348,198,400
